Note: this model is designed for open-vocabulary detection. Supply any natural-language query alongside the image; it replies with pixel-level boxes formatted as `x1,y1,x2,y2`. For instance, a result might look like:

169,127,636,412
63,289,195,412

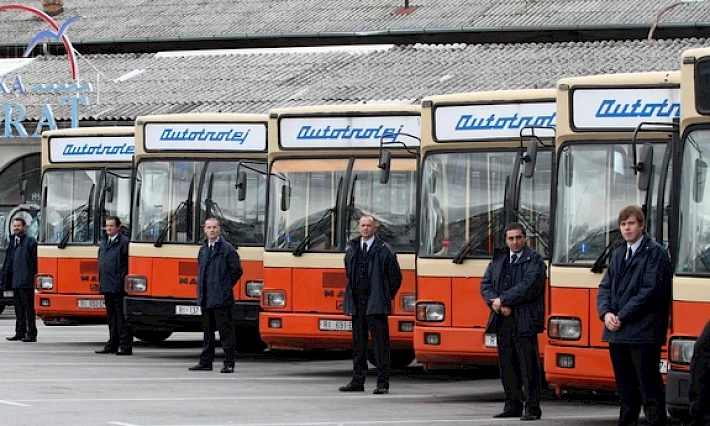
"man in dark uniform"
189,217,242,373
339,215,402,395
689,319,710,426
96,216,132,355
597,205,671,426
480,222,546,421
2,217,38,342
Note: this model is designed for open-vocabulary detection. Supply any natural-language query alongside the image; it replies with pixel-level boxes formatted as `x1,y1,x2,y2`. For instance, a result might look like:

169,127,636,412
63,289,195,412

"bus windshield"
267,158,348,251
347,158,417,253
41,168,131,244
133,159,266,246
677,129,710,275
418,151,516,258
553,142,668,265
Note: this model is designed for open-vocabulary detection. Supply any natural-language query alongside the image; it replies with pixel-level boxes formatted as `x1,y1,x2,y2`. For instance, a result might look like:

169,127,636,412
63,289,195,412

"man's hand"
491,297,502,313
604,312,621,331
501,306,512,317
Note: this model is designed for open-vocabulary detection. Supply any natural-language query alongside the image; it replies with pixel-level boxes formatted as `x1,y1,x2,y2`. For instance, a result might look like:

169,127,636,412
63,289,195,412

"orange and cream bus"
35,127,134,325
414,90,555,369
259,104,420,367
665,47,710,420
124,114,268,347
545,72,679,393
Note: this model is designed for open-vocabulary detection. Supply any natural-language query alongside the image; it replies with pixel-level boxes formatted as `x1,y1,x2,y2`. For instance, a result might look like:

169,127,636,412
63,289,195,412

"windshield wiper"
590,229,622,273
58,184,95,249
452,226,491,264
155,175,195,247
292,207,335,257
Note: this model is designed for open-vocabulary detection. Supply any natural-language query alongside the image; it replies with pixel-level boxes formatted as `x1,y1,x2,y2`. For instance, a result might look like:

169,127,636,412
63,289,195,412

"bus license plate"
3,290,13,298
484,333,497,348
175,305,202,316
319,319,352,332
77,299,106,309
659,359,668,374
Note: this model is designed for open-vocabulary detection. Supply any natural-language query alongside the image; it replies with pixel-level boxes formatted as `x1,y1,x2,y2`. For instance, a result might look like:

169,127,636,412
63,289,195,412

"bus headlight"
35,275,54,291
416,302,445,322
125,276,147,293
548,317,582,340
670,338,696,365
401,294,416,311
245,281,263,298
263,290,285,307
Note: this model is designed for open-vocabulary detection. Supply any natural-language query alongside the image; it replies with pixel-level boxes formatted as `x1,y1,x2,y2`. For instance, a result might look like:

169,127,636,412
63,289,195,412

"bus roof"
680,48,710,131
42,126,135,168
133,113,269,158
421,88,556,151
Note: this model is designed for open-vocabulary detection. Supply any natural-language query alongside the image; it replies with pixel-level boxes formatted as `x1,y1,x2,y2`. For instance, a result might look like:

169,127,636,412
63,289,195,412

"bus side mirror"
105,177,115,203
280,184,291,211
563,150,574,187
694,158,708,203
523,139,538,179
429,168,438,194
236,171,247,202
378,149,392,184
637,143,654,192
20,179,27,204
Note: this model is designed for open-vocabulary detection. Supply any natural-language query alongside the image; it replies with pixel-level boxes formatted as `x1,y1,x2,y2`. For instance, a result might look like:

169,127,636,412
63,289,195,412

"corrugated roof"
1,0,710,44
1,38,704,121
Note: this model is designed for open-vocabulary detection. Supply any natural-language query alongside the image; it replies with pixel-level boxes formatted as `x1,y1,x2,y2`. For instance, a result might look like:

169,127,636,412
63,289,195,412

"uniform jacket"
480,245,546,336
197,238,242,309
596,232,671,344
1,232,38,290
98,233,129,294
342,236,403,316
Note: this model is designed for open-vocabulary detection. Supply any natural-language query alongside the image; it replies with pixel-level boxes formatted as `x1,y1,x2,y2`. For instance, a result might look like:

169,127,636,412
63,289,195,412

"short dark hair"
204,217,220,225
618,205,645,228
105,216,121,227
11,217,26,226
504,222,526,237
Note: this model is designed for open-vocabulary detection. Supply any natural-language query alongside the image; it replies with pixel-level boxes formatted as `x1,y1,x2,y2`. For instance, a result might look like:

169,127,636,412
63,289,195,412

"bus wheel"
667,407,690,423
235,328,266,354
134,330,173,344
0,305,5,315
368,349,415,369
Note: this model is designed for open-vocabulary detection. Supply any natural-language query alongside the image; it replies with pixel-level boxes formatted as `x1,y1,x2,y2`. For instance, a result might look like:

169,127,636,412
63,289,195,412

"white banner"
572,88,680,130
435,102,556,141
279,115,421,149
144,123,267,152
49,136,134,163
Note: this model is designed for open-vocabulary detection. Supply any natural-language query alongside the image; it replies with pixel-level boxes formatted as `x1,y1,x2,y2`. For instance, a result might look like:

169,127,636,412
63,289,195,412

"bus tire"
235,328,266,354
134,330,173,344
368,349,415,369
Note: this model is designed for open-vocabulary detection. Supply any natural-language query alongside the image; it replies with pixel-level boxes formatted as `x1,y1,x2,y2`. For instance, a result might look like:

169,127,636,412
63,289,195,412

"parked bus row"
28,46,710,421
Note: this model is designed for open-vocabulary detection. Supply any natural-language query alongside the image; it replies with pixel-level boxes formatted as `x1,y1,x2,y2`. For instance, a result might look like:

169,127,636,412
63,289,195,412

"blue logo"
63,143,134,156
296,125,405,142
23,15,82,59
159,128,251,144
595,99,680,119
455,113,557,132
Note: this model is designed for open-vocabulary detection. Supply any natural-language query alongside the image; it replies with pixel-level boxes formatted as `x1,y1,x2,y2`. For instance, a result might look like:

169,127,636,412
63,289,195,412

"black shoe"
188,363,213,371
520,408,542,421
20,336,36,342
373,386,389,395
116,349,132,356
6,335,24,341
493,410,523,418
338,383,365,392
220,364,234,374
95,348,116,354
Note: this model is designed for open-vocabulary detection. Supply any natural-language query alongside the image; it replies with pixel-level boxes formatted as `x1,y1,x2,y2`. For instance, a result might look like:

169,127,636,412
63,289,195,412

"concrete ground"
0,308,634,426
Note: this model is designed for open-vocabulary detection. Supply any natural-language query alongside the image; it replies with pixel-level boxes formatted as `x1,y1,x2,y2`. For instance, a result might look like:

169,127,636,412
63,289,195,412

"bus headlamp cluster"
35,275,54,291
669,338,696,365
548,318,581,340
125,276,147,293
416,302,445,322
245,281,264,298
263,290,286,307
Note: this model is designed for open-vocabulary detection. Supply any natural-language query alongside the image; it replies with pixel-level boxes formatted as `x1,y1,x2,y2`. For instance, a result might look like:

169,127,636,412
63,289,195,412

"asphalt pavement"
0,308,630,426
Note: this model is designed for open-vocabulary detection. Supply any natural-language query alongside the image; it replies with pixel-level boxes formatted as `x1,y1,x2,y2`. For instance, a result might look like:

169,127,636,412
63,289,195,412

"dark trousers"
104,292,132,351
13,287,37,338
609,343,666,426
199,305,237,366
351,299,391,388
495,315,541,414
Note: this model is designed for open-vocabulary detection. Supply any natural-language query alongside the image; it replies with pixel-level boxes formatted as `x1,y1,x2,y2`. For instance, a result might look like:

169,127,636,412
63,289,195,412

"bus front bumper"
34,293,106,325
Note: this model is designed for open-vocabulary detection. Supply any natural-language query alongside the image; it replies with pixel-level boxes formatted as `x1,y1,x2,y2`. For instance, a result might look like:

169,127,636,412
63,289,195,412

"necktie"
209,244,214,252
510,254,517,264
14,236,20,247
626,247,633,262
